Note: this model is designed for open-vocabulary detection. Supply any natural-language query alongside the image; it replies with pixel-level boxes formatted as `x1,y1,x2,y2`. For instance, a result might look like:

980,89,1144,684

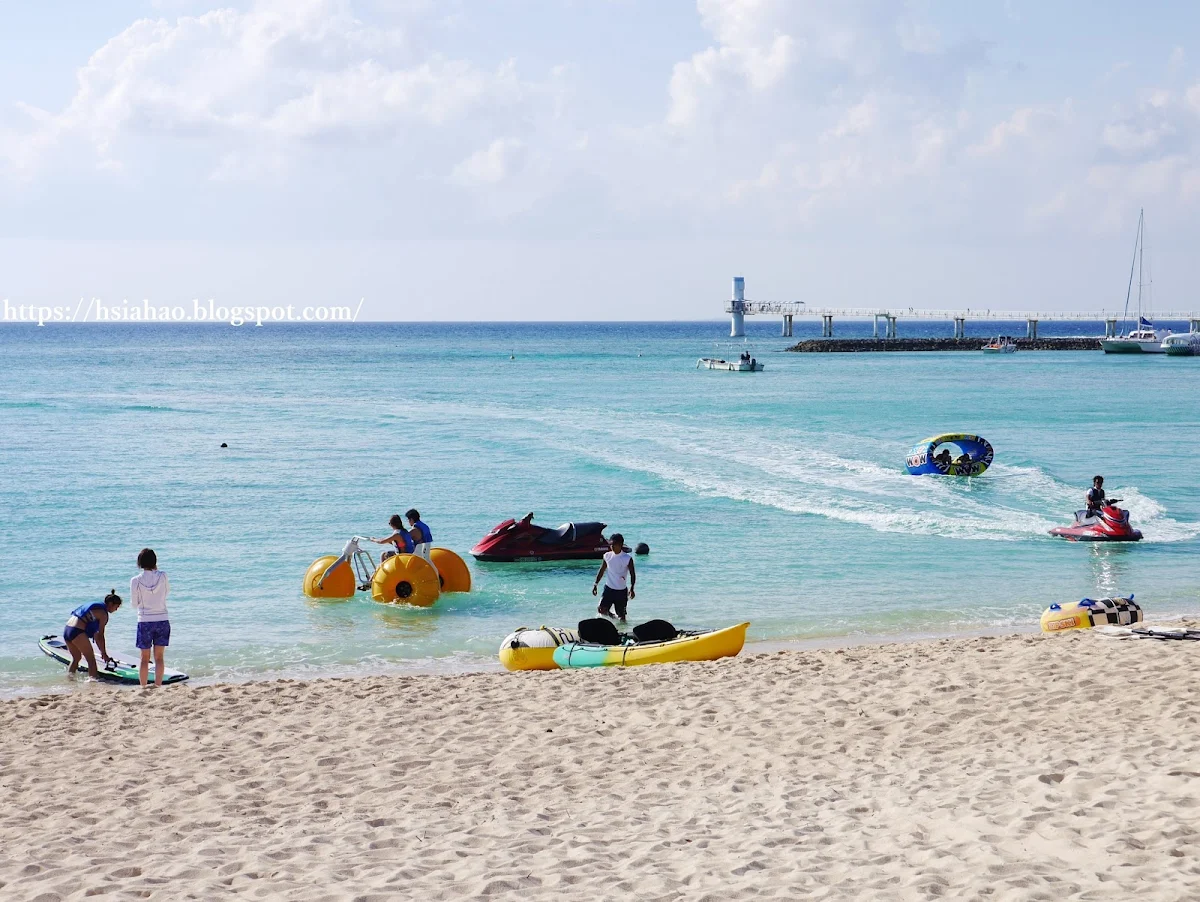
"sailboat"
1101,209,1166,354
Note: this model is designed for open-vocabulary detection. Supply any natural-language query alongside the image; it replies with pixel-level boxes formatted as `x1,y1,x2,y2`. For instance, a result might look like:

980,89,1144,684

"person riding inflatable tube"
905,433,993,477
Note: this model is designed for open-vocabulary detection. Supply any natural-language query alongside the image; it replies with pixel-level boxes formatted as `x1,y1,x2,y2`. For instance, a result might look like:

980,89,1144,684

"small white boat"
1162,332,1200,356
697,355,764,372
981,336,1017,354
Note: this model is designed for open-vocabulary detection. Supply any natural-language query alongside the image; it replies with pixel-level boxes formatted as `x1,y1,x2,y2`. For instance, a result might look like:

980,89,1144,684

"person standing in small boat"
406,509,433,562
63,592,122,677
592,533,636,623
131,548,171,688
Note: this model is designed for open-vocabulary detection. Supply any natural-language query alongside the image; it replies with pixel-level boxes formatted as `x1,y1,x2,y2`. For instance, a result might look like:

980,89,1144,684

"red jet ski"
1049,501,1142,542
471,514,647,562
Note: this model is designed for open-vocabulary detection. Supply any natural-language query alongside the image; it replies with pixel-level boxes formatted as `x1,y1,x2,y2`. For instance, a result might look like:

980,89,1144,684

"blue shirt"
411,519,433,544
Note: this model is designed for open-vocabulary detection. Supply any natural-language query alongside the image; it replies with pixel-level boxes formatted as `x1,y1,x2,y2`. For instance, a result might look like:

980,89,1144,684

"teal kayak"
39,635,189,685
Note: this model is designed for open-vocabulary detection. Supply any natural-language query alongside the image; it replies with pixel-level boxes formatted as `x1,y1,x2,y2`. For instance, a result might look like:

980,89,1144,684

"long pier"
725,277,1200,339
788,337,1101,353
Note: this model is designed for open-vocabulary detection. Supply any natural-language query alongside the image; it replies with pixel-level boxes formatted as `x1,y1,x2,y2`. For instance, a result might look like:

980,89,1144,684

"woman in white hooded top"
130,548,171,687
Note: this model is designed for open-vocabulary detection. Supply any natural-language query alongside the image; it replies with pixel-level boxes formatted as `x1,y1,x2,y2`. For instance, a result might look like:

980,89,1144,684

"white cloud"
969,105,1064,155
5,0,541,178
451,137,525,186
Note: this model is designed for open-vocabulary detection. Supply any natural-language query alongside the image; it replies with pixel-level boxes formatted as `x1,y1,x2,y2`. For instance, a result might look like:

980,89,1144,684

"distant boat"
1162,332,1200,356
697,355,764,372
1102,209,1167,354
981,336,1017,354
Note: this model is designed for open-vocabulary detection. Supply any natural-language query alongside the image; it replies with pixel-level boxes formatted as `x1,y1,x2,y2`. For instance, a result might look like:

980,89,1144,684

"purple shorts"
136,621,171,649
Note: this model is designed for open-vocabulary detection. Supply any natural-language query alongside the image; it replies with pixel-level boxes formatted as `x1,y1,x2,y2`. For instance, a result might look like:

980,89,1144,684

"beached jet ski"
1049,501,1142,542
471,514,647,562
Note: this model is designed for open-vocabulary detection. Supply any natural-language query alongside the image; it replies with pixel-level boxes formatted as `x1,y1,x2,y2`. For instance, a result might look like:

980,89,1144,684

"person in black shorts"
591,533,636,623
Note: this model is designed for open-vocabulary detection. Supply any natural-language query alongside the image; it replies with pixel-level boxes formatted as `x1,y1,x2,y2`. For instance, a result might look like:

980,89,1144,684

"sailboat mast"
1138,208,1144,323
1121,210,1141,332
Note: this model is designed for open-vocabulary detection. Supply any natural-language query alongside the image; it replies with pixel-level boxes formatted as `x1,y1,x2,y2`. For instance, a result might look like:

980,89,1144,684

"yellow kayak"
552,622,749,669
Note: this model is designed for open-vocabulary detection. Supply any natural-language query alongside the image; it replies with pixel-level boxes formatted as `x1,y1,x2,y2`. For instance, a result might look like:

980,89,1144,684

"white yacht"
1101,209,1167,354
1102,321,1167,354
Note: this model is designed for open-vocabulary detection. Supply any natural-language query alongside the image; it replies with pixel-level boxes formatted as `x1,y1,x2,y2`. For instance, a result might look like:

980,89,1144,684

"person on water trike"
63,592,122,678
1086,476,1106,515
406,509,433,562
370,514,415,563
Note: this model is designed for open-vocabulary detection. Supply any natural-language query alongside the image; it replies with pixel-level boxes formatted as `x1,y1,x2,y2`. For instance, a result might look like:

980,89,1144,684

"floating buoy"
499,627,578,671
220,442,228,448
1041,596,1141,633
371,553,441,607
303,555,355,598
429,547,471,593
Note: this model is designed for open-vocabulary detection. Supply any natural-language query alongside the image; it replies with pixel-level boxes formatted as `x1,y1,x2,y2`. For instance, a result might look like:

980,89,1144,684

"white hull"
981,344,1017,354
1101,338,1166,354
697,358,764,372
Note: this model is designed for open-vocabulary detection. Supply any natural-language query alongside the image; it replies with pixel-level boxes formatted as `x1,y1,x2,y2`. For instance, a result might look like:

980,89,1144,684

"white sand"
2,631,1199,901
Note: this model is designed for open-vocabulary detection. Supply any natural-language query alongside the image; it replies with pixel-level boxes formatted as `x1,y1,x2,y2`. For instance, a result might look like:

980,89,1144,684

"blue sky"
1,1,1198,320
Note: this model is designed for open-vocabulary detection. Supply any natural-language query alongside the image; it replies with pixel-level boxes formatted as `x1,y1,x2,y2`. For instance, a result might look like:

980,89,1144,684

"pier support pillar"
1191,318,1200,335
1027,318,1039,340
729,276,746,337
822,315,834,338
730,310,745,338
886,316,897,339
782,314,793,337
1105,319,1118,338
953,317,965,340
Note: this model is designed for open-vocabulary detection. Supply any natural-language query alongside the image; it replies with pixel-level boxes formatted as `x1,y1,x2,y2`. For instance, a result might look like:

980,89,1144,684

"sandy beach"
2,630,1198,901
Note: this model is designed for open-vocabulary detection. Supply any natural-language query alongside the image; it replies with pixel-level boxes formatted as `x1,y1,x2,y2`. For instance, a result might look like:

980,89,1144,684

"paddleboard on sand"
38,635,189,685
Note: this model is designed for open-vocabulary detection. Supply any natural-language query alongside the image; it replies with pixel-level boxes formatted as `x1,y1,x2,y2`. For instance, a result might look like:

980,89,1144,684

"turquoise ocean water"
2,321,1198,697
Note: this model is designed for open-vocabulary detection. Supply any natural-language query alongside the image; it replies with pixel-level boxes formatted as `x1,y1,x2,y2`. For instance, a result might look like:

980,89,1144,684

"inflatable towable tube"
303,555,356,598
1041,596,1141,633
429,548,472,593
906,433,993,477
499,626,579,671
371,553,441,607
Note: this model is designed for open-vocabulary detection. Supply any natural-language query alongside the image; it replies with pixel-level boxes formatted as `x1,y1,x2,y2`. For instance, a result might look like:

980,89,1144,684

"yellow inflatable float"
498,627,579,671
302,555,356,598
429,548,471,593
1041,596,1141,633
371,553,441,607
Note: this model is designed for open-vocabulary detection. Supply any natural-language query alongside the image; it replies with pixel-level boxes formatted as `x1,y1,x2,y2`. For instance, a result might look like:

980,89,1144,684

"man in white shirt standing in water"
592,533,636,623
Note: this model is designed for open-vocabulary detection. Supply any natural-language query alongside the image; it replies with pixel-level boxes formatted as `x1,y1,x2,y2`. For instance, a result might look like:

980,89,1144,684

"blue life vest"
69,601,106,637
412,519,433,545
391,529,414,554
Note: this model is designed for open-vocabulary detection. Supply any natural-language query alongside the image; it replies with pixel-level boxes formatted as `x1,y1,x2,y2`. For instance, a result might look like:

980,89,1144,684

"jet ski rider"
1086,476,1106,515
